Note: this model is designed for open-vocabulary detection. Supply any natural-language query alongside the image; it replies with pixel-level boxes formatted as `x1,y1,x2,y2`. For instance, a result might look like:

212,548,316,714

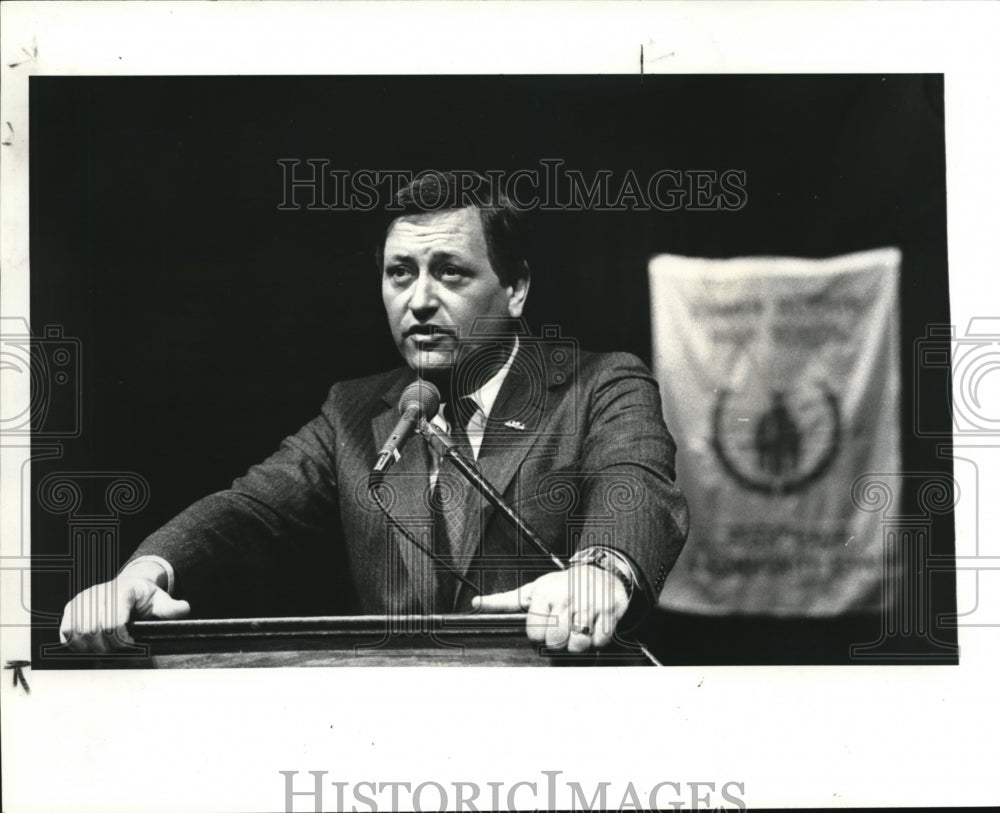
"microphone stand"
418,420,662,667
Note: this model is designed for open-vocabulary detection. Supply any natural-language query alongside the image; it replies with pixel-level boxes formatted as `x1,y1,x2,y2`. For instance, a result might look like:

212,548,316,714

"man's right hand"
59,561,190,653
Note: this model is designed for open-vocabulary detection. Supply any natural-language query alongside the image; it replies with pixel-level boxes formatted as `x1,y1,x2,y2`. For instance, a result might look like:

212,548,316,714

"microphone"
367,379,480,596
371,380,441,476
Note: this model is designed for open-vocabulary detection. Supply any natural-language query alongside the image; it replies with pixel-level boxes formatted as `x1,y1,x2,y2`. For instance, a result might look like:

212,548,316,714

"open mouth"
405,325,456,341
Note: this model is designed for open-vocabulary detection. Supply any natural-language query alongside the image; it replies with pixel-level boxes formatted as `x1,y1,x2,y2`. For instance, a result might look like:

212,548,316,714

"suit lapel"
448,346,555,593
370,371,438,613
370,341,575,611
475,364,543,500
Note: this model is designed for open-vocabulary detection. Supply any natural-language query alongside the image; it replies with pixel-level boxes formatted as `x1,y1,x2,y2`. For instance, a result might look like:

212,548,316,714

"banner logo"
711,384,841,495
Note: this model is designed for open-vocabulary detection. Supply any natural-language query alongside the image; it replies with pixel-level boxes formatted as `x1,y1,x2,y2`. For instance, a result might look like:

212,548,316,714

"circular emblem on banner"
711,383,840,494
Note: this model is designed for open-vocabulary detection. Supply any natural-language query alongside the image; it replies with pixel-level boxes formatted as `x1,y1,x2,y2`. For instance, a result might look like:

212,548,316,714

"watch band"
569,546,637,601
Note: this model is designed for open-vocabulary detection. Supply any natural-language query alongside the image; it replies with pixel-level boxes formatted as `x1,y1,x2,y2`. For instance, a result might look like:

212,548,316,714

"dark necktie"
431,400,475,610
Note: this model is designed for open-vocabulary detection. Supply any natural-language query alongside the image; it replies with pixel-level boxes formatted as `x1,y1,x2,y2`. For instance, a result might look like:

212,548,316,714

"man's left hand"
472,564,629,653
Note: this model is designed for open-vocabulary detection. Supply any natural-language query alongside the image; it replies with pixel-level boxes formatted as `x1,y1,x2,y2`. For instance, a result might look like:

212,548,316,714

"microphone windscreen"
398,380,441,420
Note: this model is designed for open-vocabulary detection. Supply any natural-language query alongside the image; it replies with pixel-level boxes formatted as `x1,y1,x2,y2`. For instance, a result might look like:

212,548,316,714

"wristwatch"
568,546,638,601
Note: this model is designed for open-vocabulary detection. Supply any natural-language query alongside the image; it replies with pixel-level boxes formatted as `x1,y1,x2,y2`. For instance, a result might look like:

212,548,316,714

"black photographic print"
27,73,954,669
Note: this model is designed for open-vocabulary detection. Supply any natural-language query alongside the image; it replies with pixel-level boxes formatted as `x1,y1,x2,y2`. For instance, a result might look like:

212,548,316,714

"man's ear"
506,262,531,318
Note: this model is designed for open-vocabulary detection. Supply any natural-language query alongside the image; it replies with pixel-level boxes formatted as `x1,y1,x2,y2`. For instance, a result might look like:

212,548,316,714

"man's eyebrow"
384,250,467,264
428,251,466,263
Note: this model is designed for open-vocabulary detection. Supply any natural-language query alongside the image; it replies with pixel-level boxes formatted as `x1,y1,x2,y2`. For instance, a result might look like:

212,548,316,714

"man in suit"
59,172,689,654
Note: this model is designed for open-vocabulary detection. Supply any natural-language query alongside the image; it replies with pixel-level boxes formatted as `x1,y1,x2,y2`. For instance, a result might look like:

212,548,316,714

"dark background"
30,75,955,664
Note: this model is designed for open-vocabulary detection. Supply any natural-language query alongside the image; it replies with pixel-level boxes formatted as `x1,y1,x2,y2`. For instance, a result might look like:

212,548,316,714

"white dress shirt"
427,336,519,488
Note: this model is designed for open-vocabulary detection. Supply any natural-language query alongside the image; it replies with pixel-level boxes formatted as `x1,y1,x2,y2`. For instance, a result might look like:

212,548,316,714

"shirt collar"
434,335,519,430
466,335,519,420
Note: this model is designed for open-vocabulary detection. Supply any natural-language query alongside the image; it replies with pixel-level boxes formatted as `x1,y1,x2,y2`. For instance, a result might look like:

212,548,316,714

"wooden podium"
106,613,652,667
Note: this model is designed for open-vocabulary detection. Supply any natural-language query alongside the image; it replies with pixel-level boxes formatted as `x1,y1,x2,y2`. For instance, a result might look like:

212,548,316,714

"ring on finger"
570,613,592,636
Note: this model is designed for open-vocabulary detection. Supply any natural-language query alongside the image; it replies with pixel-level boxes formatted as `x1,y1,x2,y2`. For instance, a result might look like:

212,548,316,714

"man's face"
381,207,529,376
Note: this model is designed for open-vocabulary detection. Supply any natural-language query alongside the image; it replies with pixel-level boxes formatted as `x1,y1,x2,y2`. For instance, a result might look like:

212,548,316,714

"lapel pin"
504,420,527,431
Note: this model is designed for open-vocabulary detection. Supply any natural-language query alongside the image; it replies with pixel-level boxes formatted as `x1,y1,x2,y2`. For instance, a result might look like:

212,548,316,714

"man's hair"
375,171,530,287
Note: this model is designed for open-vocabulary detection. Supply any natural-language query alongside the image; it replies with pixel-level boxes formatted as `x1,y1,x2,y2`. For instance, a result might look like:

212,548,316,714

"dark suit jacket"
130,345,689,618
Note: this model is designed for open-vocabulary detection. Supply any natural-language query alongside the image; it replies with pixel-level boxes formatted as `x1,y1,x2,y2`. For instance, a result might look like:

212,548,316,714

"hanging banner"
649,248,901,615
